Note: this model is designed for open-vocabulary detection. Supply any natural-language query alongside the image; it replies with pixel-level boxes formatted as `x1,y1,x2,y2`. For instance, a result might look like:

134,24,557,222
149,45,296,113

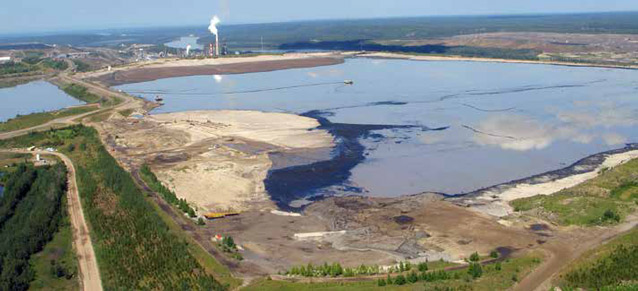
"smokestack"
208,15,221,56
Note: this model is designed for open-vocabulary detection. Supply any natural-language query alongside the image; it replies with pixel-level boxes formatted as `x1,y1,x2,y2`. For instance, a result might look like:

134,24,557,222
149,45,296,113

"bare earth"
466,150,638,217
85,53,345,86
100,110,333,212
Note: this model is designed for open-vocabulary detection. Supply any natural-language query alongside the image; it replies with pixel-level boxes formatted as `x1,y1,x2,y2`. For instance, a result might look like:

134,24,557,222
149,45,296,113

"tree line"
0,163,67,290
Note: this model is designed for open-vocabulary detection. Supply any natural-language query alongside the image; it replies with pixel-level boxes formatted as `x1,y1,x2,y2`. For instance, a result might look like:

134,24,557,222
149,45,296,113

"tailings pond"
115,58,638,205
0,81,84,122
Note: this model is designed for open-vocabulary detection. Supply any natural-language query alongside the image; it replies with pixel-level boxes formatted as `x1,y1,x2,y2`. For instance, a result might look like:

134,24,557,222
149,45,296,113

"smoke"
208,15,221,36
185,44,191,56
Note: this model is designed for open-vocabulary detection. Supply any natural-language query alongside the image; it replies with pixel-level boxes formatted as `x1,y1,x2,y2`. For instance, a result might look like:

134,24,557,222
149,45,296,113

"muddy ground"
90,56,345,86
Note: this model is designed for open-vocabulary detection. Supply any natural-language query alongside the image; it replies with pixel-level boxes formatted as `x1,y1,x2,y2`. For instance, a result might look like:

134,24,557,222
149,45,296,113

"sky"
2,0,638,34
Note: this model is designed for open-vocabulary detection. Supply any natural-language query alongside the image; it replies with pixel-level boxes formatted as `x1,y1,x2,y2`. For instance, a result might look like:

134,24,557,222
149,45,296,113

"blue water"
116,58,638,197
0,81,84,122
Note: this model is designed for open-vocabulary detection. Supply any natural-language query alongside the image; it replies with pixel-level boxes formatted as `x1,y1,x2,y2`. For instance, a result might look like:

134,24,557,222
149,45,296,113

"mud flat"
452,144,638,217
99,110,333,211
87,53,345,86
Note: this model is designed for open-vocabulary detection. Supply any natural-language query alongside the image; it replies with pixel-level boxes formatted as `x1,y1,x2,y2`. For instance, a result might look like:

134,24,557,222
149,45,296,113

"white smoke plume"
185,44,191,56
208,16,221,36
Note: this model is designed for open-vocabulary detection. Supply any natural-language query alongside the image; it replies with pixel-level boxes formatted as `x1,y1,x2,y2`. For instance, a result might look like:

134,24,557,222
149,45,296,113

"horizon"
2,10,638,38
3,0,638,35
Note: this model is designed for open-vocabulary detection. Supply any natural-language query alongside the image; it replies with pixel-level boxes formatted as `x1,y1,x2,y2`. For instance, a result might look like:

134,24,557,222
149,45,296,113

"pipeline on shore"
125,81,345,97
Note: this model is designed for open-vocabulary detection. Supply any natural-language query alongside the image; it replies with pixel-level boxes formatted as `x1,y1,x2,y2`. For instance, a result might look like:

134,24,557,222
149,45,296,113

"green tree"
469,252,480,262
394,275,406,285
418,262,428,272
468,263,483,279
377,278,386,286
407,271,418,283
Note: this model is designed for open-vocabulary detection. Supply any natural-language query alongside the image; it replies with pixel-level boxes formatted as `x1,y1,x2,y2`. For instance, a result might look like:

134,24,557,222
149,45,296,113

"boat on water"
344,80,354,85
155,95,164,102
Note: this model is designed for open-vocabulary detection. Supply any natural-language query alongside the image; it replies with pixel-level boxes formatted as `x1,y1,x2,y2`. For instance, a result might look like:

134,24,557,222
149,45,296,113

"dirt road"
515,216,638,291
2,149,103,291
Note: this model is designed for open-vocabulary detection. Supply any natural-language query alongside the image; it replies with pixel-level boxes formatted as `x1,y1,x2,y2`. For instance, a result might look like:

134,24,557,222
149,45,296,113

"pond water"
115,58,638,202
0,81,84,122
164,36,203,50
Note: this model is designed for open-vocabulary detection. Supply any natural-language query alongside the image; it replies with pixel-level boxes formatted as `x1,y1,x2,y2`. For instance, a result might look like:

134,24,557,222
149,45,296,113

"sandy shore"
360,52,638,70
85,53,345,86
102,110,333,212
465,149,638,217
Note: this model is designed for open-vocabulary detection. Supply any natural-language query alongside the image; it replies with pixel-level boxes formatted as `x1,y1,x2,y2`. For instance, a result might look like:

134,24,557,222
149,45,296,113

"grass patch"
72,60,91,72
246,253,542,291
87,111,113,123
555,228,638,290
29,215,79,290
0,106,97,133
118,109,134,117
61,83,102,103
511,158,638,226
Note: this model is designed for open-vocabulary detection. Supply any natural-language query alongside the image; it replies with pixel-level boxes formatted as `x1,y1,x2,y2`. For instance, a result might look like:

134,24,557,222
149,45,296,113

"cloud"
556,105,638,128
471,114,555,151
602,133,627,146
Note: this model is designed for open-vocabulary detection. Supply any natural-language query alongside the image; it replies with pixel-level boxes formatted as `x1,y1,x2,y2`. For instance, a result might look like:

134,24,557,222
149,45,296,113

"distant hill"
2,11,638,50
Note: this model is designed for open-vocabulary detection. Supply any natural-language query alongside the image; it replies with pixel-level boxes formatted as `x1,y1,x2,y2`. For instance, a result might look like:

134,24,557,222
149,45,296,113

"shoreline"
357,52,638,70
99,52,638,213
451,144,638,217
86,53,346,86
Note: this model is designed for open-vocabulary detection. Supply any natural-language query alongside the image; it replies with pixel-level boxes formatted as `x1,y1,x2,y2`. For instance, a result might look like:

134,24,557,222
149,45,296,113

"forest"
0,163,67,291
0,125,225,290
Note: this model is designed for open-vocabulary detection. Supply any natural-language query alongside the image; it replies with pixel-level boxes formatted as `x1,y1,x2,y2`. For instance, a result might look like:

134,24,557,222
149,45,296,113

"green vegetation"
140,164,197,218
41,59,68,71
0,57,68,78
61,83,103,104
29,216,78,290
199,12,638,51
218,236,243,261
72,60,91,72
249,254,542,291
0,163,68,290
118,108,134,117
0,62,36,75
511,158,638,226
145,195,242,289
0,106,97,133
0,126,225,290
557,228,638,290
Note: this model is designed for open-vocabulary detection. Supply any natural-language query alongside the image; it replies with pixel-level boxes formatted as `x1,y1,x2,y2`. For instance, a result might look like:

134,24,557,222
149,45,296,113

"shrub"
468,263,483,279
394,275,406,285
418,262,428,272
469,252,480,262
377,278,386,286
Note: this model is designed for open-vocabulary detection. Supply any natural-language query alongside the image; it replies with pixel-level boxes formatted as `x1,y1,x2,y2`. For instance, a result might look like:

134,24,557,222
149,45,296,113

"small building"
0,56,11,63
